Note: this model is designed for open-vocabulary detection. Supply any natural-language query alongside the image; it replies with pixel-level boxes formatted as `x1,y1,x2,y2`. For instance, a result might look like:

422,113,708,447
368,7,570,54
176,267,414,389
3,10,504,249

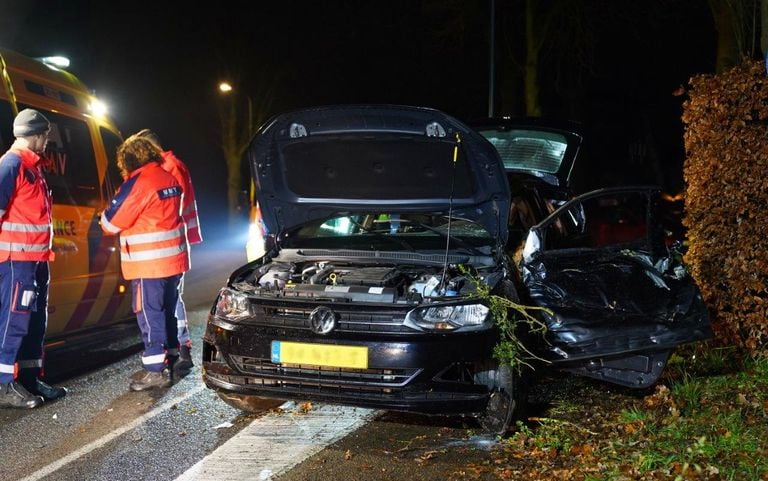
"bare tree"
524,0,543,117
762,0,768,53
217,82,273,230
709,0,761,72
501,0,599,117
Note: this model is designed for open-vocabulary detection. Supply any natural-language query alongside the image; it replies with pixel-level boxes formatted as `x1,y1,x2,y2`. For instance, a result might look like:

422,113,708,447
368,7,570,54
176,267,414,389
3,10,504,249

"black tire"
476,279,529,435
216,392,285,413
476,363,528,436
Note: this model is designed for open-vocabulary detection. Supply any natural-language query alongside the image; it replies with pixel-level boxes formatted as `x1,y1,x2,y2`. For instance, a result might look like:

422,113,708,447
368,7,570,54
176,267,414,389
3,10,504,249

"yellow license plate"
271,341,368,369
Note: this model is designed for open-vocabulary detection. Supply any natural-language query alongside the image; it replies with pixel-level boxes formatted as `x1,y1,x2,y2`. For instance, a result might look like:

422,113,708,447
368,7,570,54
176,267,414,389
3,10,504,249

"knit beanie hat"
13,109,51,137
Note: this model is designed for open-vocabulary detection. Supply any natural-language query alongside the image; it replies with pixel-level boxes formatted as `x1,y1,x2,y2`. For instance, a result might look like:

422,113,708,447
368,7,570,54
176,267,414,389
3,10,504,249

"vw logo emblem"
309,306,337,335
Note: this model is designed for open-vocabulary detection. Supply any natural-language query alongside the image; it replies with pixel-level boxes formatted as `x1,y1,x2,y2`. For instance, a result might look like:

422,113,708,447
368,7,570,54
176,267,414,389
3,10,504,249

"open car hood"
472,118,582,189
249,105,510,242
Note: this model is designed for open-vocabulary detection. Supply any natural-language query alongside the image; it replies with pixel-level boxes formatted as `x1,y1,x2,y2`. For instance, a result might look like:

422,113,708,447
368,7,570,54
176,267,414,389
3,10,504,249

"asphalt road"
1,238,501,481
0,239,252,481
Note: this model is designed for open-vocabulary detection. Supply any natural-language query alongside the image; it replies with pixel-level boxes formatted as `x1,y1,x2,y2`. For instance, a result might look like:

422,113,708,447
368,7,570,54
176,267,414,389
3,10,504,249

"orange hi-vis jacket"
161,151,202,244
0,147,54,262
100,161,189,280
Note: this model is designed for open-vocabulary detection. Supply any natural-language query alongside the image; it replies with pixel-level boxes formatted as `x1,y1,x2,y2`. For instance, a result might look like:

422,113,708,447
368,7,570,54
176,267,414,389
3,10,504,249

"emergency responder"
134,129,201,379
0,109,67,408
101,135,189,391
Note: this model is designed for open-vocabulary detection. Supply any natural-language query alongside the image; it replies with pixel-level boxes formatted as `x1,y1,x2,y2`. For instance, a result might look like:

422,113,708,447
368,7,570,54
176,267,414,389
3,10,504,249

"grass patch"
618,406,650,423
489,350,768,480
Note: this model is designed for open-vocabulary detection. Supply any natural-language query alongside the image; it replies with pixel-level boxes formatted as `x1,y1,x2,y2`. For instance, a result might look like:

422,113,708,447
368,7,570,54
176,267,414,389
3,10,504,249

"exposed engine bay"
232,256,502,304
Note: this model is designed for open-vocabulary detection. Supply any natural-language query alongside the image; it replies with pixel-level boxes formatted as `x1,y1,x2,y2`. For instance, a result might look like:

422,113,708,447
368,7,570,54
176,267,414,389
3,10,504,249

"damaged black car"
475,118,711,387
202,105,711,433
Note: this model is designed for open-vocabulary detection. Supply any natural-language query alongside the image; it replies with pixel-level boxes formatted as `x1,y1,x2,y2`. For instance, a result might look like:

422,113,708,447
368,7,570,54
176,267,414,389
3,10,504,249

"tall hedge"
682,60,768,350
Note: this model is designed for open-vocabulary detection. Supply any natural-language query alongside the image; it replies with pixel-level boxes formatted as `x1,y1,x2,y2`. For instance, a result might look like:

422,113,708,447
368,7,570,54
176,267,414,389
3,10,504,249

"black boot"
18,370,67,401
27,379,67,401
0,382,44,409
129,369,172,391
172,344,194,378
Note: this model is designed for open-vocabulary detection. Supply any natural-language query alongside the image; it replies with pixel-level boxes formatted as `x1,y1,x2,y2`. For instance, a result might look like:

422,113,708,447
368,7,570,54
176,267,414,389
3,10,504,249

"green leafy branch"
475,278,552,372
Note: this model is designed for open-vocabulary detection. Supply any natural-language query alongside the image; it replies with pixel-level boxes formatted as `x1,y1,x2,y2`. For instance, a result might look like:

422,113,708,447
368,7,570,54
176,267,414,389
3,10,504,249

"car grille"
230,355,420,390
245,304,413,334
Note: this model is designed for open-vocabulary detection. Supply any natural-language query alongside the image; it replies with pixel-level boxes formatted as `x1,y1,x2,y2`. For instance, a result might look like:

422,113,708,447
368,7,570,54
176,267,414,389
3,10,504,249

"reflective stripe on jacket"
101,161,189,279
0,148,53,262
161,151,202,244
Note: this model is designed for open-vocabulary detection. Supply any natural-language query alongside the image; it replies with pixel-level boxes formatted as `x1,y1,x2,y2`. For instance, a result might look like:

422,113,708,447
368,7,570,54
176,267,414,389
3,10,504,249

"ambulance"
0,48,133,353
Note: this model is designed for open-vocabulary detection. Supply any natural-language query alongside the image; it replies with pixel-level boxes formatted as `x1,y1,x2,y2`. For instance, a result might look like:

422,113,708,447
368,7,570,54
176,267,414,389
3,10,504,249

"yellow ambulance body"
0,48,133,350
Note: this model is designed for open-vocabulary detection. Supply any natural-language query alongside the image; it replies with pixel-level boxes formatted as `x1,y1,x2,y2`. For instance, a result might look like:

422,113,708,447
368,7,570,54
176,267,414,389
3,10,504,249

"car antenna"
439,132,461,294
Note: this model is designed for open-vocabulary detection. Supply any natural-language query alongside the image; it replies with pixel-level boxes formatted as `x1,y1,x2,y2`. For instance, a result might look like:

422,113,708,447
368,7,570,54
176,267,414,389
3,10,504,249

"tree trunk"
761,0,768,56
226,159,242,228
524,0,542,117
710,0,741,73
219,95,253,232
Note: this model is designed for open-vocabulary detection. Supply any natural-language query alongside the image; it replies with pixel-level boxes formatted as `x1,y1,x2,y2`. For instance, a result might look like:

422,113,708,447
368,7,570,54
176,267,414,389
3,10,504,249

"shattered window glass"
478,129,567,174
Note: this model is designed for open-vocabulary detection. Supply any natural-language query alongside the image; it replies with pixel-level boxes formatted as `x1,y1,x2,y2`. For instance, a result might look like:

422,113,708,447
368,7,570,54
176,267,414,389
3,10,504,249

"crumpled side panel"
522,248,712,362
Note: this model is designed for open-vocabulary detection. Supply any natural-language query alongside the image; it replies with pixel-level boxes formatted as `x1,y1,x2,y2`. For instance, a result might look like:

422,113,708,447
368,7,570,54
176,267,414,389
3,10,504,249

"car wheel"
474,279,530,435
476,363,527,436
216,392,285,413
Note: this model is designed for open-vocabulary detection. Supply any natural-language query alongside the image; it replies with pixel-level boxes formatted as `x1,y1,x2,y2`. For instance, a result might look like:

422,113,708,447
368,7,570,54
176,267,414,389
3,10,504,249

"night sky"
0,1,719,238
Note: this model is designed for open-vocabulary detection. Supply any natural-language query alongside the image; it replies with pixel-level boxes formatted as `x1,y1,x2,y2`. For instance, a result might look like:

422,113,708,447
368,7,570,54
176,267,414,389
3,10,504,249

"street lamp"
219,82,233,93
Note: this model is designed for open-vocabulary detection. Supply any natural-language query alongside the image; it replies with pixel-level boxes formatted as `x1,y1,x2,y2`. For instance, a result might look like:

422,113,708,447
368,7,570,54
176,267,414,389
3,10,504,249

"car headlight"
404,303,490,332
214,288,253,321
245,222,266,262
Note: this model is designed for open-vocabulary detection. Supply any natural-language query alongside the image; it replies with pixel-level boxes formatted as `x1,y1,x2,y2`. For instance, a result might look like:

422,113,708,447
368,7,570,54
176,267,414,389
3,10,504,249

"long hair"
117,135,162,178
134,128,163,150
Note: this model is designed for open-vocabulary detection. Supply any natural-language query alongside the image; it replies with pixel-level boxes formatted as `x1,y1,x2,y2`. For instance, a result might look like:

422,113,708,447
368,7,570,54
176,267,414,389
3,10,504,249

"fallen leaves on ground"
297,402,313,414
482,356,768,481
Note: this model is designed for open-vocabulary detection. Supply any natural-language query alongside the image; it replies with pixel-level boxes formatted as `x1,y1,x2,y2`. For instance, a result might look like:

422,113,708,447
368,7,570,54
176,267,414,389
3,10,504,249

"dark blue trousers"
0,261,48,384
132,275,181,372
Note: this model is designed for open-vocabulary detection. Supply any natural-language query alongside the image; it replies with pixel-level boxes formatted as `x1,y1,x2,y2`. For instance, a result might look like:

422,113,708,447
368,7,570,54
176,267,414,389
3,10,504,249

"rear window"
281,137,475,199
478,129,567,174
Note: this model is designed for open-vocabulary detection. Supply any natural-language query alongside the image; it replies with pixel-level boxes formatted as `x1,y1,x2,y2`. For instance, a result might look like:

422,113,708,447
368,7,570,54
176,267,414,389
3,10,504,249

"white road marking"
174,402,378,481
19,384,207,481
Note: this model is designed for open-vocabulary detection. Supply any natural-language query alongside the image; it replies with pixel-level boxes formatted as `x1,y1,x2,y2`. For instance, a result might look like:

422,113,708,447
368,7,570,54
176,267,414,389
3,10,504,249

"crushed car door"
519,186,712,388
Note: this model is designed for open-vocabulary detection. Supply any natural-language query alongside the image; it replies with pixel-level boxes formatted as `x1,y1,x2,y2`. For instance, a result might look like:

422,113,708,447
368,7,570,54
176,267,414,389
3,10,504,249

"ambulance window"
29,109,100,207
0,101,14,151
100,127,123,199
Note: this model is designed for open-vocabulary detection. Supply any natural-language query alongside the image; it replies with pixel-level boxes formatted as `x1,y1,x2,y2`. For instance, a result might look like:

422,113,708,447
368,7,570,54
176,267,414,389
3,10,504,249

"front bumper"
202,315,498,414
